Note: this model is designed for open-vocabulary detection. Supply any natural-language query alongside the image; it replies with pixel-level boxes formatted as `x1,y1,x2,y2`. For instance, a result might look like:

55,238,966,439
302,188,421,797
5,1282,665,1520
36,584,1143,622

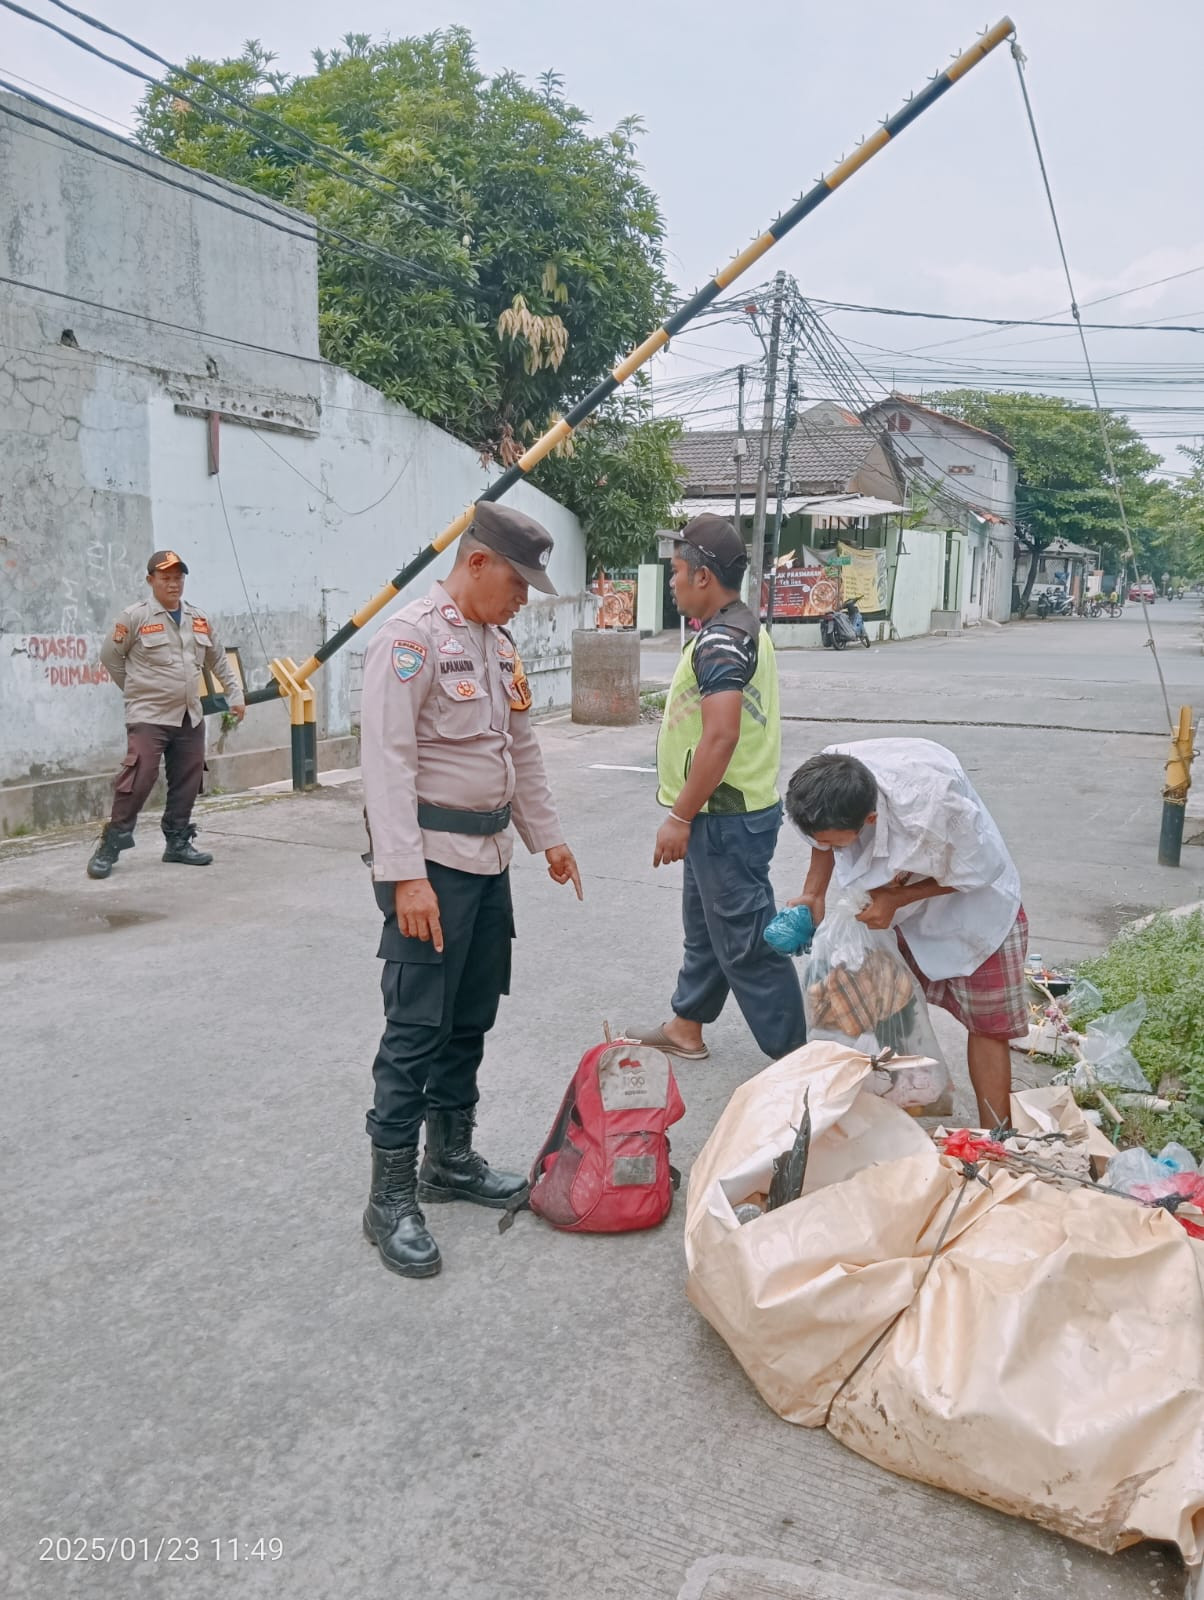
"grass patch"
1074,911,1204,1156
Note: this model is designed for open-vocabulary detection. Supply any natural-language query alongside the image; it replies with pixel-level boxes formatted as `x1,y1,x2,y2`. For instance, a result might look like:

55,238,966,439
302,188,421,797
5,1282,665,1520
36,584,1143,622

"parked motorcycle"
1036,587,1074,619
820,608,860,650
843,598,872,648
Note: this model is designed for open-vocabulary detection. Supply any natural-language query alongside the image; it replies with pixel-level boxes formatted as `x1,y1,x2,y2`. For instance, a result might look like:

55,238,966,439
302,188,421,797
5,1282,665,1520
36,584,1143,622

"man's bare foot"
624,1018,710,1060
662,1016,705,1053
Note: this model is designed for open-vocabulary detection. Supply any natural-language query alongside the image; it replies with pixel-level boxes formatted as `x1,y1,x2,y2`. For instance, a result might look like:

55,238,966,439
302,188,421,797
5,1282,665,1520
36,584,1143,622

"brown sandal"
622,1022,710,1061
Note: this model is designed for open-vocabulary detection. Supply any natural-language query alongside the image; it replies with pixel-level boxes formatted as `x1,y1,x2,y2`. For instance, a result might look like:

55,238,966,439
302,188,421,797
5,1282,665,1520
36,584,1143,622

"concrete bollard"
571,629,640,726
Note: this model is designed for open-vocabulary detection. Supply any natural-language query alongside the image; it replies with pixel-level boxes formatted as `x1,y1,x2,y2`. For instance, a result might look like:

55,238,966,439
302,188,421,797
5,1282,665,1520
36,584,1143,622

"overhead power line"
3,0,455,230
808,297,1204,335
0,87,474,296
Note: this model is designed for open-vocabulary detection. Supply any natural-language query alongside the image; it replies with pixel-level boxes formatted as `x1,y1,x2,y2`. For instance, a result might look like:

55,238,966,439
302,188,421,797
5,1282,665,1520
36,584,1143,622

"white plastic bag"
1103,1147,1167,1195
1072,997,1152,1092
1157,1142,1200,1176
1065,977,1104,1021
803,889,951,1115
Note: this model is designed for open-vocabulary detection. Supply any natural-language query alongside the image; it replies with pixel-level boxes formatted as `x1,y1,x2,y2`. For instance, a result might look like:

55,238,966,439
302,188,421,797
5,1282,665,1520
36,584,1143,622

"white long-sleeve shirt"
814,738,1021,980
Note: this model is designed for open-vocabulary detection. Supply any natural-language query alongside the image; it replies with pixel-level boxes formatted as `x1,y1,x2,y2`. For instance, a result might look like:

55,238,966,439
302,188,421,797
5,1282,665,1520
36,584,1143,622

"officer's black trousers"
366,862,514,1149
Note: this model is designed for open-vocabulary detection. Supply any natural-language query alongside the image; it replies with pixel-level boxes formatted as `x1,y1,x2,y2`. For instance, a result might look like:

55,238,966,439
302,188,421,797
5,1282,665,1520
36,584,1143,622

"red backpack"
500,1039,685,1234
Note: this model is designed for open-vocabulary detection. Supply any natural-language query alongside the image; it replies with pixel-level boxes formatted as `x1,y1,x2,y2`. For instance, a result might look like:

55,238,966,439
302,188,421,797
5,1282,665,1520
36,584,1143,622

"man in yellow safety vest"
626,515,805,1064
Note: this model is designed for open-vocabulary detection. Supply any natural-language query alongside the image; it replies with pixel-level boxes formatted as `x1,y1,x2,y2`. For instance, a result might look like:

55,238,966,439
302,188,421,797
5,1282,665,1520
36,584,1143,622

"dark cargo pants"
109,720,206,834
670,804,807,1060
366,862,514,1149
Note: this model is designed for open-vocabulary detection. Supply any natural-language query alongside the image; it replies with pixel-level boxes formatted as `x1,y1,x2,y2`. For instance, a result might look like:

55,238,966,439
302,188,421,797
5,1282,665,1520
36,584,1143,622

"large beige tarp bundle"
684,1042,1204,1561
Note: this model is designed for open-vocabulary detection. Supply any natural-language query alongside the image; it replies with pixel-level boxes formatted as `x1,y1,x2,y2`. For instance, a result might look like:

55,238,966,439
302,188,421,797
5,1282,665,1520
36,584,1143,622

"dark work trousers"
109,720,206,834
366,862,514,1149
670,804,807,1060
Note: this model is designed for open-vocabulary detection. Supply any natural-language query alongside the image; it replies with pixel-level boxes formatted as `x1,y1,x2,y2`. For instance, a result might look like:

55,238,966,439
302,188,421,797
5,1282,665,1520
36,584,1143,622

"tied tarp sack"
803,889,952,1116
684,1041,1204,1565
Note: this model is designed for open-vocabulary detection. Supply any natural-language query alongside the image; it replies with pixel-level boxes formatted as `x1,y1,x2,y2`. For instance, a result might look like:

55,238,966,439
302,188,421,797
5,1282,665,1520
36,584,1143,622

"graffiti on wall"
16,635,112,687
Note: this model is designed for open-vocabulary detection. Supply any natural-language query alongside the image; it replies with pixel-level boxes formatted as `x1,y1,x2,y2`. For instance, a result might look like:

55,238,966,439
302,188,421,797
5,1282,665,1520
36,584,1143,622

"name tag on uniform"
139,623,165,635
439,658,476,676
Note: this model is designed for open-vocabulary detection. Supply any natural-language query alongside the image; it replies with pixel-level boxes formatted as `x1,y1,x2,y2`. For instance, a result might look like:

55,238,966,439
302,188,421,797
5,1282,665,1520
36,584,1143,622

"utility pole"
733,365,746,537
766,344,799,635
750,270,786,616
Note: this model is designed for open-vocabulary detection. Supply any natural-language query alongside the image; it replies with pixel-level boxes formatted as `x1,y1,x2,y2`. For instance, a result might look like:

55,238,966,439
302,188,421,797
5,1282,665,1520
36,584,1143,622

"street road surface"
1,603,1200,1599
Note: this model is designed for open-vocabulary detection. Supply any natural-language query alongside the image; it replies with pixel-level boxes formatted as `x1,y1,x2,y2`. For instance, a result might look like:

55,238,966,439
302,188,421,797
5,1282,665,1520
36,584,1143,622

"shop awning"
675,493,906,520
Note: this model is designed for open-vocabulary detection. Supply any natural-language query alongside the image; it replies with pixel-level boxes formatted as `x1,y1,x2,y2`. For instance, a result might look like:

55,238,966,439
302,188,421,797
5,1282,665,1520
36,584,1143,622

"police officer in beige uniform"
360,502,582,1279
90,551,245,879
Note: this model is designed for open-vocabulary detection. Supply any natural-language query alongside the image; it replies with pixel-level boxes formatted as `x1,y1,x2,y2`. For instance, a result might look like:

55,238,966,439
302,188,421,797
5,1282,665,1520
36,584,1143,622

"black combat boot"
86,823,135,880
418,1107,528,1209
161,824,213,866
363,1144,441,1278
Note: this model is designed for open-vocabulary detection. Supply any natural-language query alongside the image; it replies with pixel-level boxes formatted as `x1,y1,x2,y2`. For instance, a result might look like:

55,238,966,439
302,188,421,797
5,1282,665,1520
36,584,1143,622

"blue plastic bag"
764,903,815,957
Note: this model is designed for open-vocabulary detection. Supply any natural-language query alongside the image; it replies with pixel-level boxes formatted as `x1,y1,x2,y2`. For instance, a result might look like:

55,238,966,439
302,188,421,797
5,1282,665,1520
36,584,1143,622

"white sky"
5,0,1204,469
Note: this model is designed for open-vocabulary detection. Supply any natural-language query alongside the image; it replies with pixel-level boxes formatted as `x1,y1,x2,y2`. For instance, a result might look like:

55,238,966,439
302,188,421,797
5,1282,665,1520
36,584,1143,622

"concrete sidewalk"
2,609,1201,1599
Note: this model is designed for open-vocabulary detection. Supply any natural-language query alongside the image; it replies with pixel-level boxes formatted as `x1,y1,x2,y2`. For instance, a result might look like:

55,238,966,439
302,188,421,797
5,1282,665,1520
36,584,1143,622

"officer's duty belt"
417,802,512,837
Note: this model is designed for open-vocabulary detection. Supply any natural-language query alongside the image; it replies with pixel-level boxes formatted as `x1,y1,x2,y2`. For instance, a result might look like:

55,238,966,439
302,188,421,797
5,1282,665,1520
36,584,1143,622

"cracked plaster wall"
1,94,592,789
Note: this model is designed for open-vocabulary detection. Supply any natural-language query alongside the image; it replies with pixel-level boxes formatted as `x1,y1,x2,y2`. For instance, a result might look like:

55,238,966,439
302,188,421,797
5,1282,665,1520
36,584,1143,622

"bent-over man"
786,737,1026,1126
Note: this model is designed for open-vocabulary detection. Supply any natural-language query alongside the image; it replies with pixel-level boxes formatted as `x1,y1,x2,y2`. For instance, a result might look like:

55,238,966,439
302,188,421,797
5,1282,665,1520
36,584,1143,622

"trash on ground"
685,1041,1204,1564
1072,998,1154,1092
1024,954,1073,996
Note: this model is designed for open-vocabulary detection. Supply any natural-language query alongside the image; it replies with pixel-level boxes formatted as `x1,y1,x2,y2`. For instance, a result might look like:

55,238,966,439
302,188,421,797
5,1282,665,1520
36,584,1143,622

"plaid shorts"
897,907,1030,1040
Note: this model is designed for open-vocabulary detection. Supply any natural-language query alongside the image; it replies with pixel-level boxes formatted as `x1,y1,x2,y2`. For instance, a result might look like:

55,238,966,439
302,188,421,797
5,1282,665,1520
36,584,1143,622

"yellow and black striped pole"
247,16,1015,717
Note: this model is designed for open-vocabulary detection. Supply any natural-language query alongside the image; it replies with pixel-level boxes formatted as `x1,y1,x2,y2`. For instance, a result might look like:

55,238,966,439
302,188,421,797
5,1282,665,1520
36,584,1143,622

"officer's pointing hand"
395,878,444,952
545,844,583,901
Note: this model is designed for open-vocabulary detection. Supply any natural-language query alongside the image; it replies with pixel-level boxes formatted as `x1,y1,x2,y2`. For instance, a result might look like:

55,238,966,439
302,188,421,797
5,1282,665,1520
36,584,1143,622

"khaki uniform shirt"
99,598,245,728
361,581,563,880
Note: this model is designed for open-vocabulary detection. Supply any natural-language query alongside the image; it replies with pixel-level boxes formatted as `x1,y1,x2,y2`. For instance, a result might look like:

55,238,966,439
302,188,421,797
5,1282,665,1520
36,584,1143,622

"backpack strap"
497,1076,581,1236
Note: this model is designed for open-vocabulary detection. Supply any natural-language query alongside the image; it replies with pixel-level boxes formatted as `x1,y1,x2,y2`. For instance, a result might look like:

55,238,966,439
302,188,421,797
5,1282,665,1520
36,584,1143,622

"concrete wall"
889,526,946,639
0,91,591,799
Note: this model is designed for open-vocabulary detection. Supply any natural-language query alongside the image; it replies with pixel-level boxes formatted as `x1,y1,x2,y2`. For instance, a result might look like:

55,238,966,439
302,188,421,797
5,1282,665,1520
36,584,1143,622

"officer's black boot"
161,823,213,866
86,823,135,880
418,1107,528,1209
363,1144,441,1278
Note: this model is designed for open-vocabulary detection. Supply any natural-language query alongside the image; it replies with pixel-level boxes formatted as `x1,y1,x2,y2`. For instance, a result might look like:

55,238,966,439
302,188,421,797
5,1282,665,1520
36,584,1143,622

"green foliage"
533,395,683,577
926,389,1161,572
1143,442,1204,580
137,30,671,564
1075,912,1204,1153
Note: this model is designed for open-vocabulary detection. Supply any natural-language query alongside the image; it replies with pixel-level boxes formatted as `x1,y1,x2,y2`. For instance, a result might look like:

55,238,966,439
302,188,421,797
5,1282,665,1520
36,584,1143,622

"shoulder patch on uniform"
508,652,533,713
139,622,165,635
391,640,427,682
192,617,210,634
113,622,128,643
439,602,465,626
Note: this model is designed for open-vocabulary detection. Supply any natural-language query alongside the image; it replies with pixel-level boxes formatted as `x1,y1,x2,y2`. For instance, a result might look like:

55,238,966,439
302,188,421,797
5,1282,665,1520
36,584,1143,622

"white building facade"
863,398,1018,625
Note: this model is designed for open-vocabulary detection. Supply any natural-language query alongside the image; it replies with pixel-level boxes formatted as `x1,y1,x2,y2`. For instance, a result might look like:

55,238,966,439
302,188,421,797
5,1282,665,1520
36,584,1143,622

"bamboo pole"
247,16,1017,706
